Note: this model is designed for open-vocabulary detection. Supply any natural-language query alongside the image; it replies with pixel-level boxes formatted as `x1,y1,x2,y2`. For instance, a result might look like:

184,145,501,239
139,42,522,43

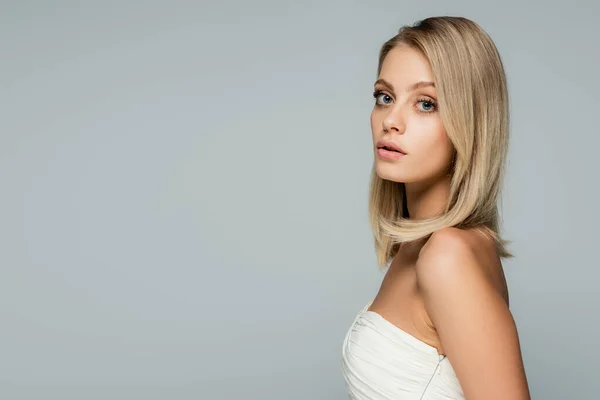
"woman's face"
371,44,455,186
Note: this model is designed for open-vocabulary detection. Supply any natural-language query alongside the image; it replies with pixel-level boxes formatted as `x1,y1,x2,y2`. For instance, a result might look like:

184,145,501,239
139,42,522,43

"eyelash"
372,90,437,113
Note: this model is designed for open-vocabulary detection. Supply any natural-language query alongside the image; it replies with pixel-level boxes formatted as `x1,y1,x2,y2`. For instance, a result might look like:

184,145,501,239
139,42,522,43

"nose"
382,107,405,133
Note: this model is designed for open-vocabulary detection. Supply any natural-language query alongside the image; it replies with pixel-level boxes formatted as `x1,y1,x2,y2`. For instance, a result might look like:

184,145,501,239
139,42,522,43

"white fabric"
341,300,465,399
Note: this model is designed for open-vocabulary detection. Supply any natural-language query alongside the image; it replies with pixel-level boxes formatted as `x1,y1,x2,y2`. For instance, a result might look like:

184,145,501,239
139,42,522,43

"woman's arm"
416,228,531,400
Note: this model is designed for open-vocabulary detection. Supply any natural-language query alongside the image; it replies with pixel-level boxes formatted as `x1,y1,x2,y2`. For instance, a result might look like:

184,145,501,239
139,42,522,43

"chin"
375,168,431,185
375,161,443,185
375,165,407,183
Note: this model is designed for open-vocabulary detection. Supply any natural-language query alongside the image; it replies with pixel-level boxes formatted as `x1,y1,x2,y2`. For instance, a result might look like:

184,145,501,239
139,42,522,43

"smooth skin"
368,45,531,399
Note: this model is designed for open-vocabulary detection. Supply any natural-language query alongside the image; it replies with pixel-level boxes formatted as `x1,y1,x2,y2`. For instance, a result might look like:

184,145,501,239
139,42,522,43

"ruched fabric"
341,300,465,400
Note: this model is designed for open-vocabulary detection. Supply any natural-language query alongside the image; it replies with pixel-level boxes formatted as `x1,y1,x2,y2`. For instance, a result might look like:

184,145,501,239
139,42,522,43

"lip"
376,139,406,155
377,148,405,160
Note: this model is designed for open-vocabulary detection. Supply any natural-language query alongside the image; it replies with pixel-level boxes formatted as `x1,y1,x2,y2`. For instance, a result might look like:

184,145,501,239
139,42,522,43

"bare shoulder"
415,227,478,293
416,226,484,278
414,227,530,399
419,226,490,258
416,226,509,305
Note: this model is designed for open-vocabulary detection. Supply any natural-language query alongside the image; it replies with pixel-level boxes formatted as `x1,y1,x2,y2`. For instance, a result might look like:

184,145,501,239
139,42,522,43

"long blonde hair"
369,16,513,268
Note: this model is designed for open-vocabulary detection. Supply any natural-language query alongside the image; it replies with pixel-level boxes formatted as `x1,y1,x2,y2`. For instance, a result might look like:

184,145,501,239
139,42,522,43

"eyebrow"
374,78,435,93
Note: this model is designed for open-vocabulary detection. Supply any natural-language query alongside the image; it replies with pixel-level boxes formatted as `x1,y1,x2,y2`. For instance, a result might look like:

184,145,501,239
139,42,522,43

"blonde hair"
369,16,514,268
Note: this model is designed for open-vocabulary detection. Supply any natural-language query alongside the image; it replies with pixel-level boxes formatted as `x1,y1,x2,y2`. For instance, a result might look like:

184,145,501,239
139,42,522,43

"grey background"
1,1,598,399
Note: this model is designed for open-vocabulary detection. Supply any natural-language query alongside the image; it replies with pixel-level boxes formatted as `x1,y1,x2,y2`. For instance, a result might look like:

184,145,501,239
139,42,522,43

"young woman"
341,16,531,400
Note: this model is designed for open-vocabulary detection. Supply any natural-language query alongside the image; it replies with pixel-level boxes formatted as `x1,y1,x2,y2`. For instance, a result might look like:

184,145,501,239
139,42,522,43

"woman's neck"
404,174,452,220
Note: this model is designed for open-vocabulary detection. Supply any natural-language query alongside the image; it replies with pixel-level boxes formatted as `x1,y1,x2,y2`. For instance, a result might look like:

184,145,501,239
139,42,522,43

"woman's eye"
416,99,436,112
373,91,393,105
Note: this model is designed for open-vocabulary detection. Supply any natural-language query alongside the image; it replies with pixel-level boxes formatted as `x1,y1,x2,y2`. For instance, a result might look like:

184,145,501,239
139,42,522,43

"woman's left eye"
416,98,437,112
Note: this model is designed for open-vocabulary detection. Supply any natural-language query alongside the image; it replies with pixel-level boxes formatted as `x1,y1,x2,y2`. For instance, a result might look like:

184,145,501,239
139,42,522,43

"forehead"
378,45,434,83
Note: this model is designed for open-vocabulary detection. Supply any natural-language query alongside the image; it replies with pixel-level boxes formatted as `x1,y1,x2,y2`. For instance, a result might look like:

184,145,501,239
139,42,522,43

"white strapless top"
341,300,465,399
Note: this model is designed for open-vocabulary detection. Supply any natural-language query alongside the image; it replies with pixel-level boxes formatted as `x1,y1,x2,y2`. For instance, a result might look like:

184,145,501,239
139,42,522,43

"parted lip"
376,139,406,154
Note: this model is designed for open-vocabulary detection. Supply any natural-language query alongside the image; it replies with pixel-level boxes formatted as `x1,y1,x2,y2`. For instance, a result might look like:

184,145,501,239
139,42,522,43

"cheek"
409,121,454,170
411,119,446,148
435,125,454,161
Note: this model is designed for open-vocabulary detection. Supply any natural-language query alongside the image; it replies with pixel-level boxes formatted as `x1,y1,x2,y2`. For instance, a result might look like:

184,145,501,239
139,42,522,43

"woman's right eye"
373,90,393,106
